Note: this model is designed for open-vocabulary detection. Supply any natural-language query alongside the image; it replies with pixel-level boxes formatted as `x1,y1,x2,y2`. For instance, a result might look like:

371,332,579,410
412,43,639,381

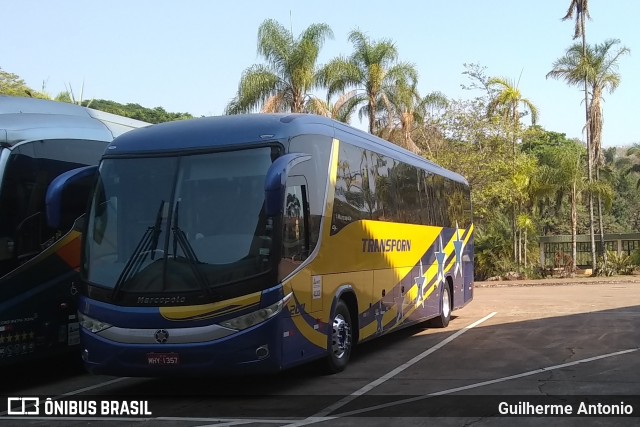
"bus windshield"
84,147,276,296
0,139,106,271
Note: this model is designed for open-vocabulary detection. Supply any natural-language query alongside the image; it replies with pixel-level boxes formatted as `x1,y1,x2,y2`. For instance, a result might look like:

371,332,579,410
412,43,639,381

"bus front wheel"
430,284,451,328
325,299,352,373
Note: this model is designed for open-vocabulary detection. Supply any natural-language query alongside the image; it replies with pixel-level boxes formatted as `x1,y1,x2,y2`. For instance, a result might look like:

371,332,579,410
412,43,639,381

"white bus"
0,96,148,365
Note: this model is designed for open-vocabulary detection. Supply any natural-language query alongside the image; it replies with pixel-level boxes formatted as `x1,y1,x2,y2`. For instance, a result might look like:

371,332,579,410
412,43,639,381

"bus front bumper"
80,316,283,377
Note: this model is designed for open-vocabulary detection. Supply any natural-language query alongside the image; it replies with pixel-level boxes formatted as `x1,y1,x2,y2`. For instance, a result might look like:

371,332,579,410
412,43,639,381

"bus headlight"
78,312,112,333
220,294,290,331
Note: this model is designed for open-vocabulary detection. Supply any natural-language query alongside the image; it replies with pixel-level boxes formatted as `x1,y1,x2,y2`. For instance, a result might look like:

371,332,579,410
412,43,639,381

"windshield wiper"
112,200,165,298
171,200,213,297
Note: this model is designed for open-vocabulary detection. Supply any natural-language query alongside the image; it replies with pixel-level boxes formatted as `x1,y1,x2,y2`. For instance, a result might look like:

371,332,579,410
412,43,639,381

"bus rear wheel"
430,284,451,328
324,299,352,373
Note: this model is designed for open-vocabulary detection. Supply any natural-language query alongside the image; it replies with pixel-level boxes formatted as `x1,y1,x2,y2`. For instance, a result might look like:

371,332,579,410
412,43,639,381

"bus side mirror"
46,165,98,231
264,153,311,217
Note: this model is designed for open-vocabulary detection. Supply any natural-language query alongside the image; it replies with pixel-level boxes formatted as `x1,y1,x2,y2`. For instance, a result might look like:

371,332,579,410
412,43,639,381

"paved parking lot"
1,278,639,426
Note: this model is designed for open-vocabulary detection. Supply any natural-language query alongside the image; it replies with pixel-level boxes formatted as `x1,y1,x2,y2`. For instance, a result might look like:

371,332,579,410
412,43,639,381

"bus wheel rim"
443,287,451,318
332,314,351,359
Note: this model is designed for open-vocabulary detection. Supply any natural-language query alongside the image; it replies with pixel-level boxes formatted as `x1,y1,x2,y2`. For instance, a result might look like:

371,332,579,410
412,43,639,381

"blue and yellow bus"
0,96,147,365
67,114,473,375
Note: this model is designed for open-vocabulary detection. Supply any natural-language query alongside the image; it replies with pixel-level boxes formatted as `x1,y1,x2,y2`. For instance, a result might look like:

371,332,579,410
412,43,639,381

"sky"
3,0,639,148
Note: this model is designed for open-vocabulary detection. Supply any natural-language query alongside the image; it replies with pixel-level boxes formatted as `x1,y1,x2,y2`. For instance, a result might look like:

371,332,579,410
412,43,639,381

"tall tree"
625,143,640,189
540,143,589,273
486,77,538,265
0,67,48,99
305,91,359,123
562,0,590,41
379,77,448,153
318,29,417,135
226,19,333,114
511,154,542,268
547,38,630,268
560,0,597,271
487,77,539,155
586,40,630,262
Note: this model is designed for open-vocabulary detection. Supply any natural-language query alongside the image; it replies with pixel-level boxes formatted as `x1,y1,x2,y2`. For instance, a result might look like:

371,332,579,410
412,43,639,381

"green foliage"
83,99,193,124
55,91,73,103
474,213,513,280
3,24,636,284
0,67,48,98
625,144,640,189
426,138,512,222
597,251,635,276
597,146,640,231
487,77,538,129
521,262,546,280
521,126,575,156
318,30,418,134
0,68,31,96
226,19,333,114
547,38,630,169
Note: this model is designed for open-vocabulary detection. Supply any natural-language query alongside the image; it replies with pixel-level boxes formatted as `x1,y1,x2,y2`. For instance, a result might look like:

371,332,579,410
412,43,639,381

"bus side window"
282,184,309,262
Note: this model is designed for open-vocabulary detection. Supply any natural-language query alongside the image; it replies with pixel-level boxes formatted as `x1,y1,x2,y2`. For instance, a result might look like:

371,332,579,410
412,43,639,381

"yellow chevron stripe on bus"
312,221,443,275
290,314,327,349
160,291,261,321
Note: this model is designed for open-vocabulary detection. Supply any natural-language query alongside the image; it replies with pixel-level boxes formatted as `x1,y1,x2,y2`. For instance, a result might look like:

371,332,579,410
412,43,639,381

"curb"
475,276,640,288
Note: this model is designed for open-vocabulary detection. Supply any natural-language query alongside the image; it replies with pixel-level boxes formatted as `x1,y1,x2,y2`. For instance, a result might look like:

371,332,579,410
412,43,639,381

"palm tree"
588,40,630,264
541,143,589,273
304,91,359,123
487,77,539,156
547,39,630,268
318,29,417,135
486,77,538,266
512,156,541,268
560,0,597,271
379,78,448,154
581,40,629,167
562,0,591,162
625,143,640,189
226,19,333,114
562,0,590,41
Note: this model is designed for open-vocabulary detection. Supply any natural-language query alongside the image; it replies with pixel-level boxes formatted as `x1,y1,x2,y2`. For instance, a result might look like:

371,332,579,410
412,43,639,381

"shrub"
631,248,640,267
597,250,635,276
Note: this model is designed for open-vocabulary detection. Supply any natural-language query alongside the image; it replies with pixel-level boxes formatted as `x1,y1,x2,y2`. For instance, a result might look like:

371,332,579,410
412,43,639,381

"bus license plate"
147,352,180,365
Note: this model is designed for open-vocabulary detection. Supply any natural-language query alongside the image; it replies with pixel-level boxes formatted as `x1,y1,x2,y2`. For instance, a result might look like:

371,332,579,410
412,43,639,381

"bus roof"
0,96,148,146
106,113,468,185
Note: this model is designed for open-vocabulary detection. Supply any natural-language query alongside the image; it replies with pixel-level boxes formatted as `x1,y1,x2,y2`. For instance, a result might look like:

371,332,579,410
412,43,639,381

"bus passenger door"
281,175,322,313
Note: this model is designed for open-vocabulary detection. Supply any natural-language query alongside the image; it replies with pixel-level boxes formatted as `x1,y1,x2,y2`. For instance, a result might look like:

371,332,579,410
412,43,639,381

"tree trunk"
512,204,517,266
571,186,577,274
292,89,304,113
512,110,518,268
581,14,597,275
588,182,596,273
518,228,522,266
524,228,528,269
369,95,377,134
595,166,607,264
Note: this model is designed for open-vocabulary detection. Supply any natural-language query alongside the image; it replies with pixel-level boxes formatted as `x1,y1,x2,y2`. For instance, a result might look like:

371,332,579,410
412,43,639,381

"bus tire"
430,283,451,328
325,299,353,373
